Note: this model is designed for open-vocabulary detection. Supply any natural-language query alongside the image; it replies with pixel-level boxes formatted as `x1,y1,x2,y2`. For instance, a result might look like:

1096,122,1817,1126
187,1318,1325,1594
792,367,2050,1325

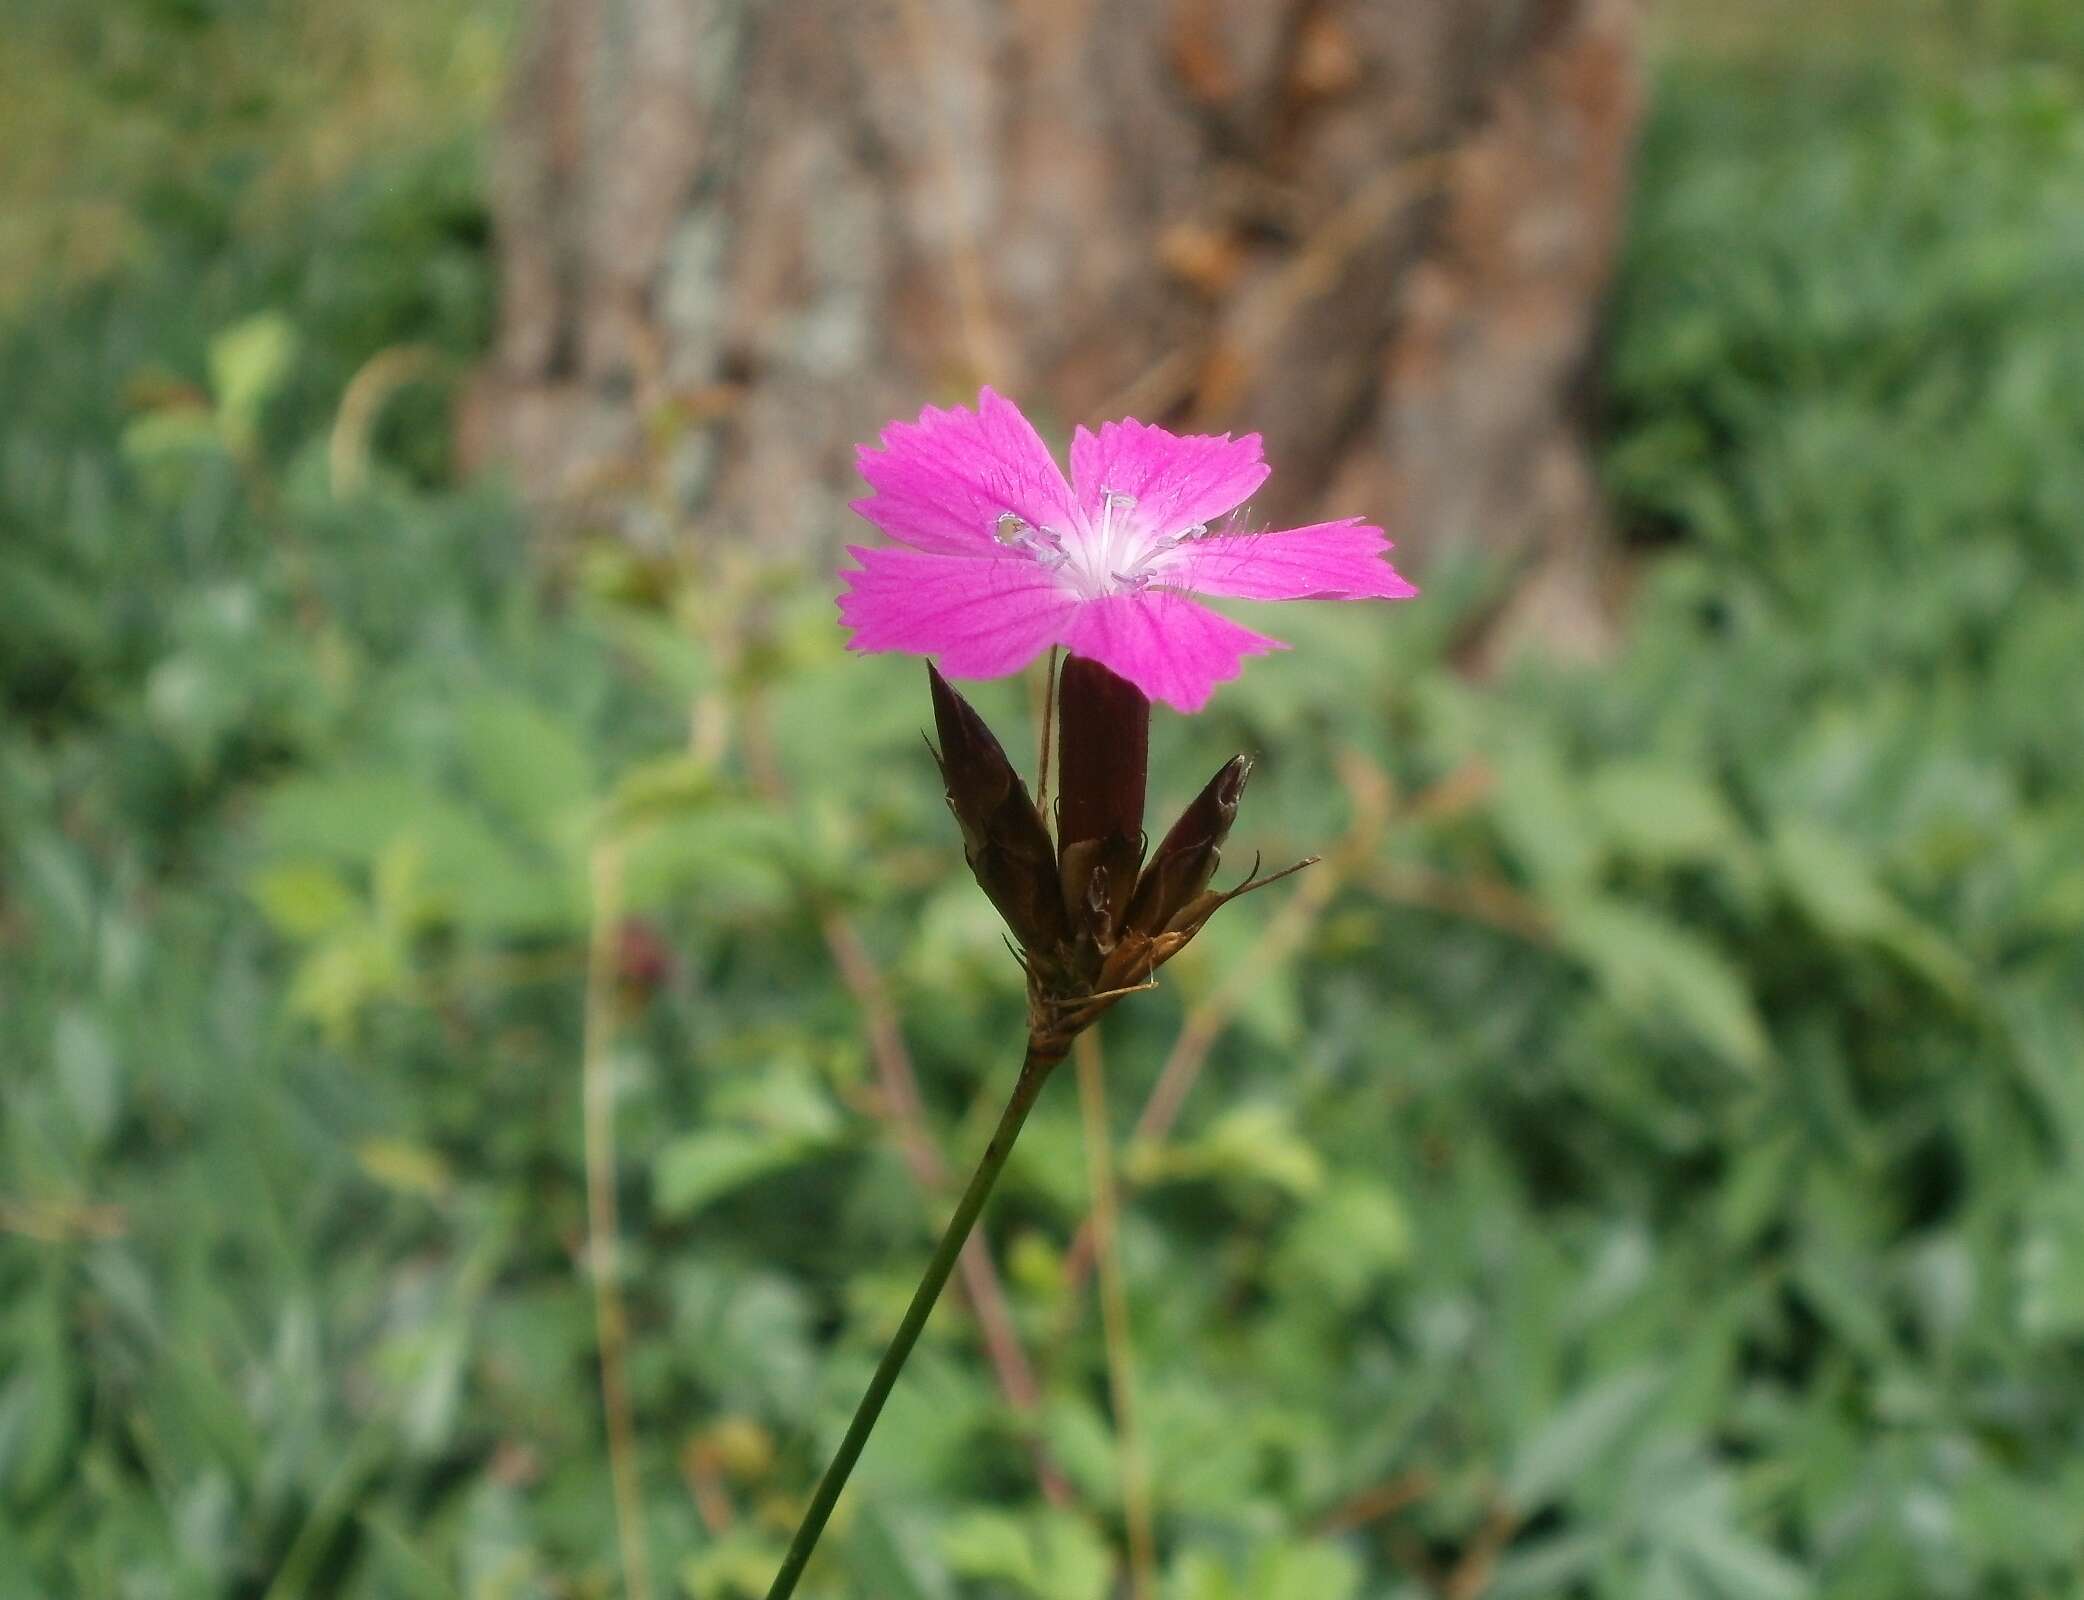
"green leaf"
1770,822,1972,1002
1556,897,1771,1073
1504,1367,1663,1513
671,1268,814,1415
258,771,447,865
119,408,223,479
1586,760,1744,866
1164,1551,1238,1600
1490,743,1603,891
2018,1187,2084,1339
601,751,720,830
1487,1531,1613,1599
54,1008,120,1146
354,1139,452,1199
941,1510,1112,1600
1245,1539,1364,1600
681,1533,789,1600
654,1128,829,1218
1130,1103,1326,1202
1679,1525,1812,1600
716,1066,844,1143
286,928,406,1040
0,1289,79,1499
621,802,798,919
1277,1178,1412,1307
1180,909,1303,1048
1033,1512,1115,1600
941,1509,1038,1589
847,1507,954,1600
455,694,595,843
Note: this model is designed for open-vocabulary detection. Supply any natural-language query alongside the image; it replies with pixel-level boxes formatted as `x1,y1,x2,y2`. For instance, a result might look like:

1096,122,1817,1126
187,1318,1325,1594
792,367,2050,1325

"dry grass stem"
582,840,654,1600
328,344,436,497
1312,1469,1434,1536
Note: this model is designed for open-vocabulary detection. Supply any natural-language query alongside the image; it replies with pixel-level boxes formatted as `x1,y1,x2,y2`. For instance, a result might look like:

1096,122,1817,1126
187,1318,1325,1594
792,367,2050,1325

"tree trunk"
466,0,1641,656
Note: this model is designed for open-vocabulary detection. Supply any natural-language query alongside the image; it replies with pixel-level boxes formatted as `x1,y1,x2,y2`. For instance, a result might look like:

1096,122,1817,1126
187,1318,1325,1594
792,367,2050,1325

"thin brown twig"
677,1439,736,1538
1443,1502,1520,1600
1073,1033,1157,1598
0,1198,128,1242
741,696,1071,1506
1311,1469,1434,1537
582,840,654,1600
1369,865,1553,946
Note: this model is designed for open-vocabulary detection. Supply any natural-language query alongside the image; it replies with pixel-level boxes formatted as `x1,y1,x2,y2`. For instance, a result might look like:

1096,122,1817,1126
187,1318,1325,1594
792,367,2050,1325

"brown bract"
926,661,1313,1062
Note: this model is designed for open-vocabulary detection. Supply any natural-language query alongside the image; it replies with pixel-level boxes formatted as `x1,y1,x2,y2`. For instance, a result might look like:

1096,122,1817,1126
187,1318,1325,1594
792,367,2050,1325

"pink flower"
838,389,1416,713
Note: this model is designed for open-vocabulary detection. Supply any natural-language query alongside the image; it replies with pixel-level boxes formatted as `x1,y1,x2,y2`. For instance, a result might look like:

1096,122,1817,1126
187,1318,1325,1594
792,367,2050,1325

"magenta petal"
1063,591,1284,714
1161,519,1420,601
1069,419,1270,536
838,545,1076,679
852,388,1080,555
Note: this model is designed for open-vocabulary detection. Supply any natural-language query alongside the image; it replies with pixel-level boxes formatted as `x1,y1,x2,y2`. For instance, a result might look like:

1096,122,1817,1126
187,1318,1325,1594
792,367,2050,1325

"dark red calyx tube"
1054,654,1149,851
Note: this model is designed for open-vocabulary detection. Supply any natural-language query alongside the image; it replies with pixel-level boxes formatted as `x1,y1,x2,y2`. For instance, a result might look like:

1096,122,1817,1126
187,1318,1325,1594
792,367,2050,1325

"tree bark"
466,0,1641,655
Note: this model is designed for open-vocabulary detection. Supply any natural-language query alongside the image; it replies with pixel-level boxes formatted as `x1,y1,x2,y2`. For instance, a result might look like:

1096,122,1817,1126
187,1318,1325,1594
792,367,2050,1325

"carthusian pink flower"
768,391,1422,1600
839,389,1415,713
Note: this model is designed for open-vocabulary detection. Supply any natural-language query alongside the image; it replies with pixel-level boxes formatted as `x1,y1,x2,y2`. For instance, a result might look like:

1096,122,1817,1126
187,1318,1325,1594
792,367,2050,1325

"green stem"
765,1041,1063,1600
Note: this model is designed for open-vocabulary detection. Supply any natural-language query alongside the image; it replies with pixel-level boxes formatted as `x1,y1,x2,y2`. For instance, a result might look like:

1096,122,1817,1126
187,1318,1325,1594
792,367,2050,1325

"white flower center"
992,491,1211,600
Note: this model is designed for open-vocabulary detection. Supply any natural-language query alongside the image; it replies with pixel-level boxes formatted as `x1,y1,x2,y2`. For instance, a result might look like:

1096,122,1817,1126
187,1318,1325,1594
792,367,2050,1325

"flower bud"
927,665,1067,954
921,661,1308,1060
1124,755,1250,938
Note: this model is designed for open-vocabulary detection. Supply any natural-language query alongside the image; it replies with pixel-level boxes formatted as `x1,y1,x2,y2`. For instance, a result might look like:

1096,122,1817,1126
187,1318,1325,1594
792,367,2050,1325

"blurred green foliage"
0,0,515,307
5,10,2084,1599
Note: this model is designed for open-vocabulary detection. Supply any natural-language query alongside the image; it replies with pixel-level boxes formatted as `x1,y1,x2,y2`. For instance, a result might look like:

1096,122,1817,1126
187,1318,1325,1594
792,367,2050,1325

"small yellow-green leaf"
208,311,297,452
249,862,360,940
1130,1103,1326,1201
355,1138,452,1198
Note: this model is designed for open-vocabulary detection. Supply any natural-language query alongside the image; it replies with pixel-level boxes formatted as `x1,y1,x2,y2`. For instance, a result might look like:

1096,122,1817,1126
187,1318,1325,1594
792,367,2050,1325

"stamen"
995,509,1073,574
1096,489,1139,590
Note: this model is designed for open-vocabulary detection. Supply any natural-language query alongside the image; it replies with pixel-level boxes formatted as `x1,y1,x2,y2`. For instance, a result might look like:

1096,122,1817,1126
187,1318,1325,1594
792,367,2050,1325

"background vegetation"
4,3,2083,1596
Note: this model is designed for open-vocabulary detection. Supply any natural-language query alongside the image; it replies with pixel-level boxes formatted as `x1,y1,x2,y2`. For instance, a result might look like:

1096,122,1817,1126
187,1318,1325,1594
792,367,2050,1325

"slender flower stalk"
764,391,1415,1595
581,841,653,1600
763,1043,1063,1600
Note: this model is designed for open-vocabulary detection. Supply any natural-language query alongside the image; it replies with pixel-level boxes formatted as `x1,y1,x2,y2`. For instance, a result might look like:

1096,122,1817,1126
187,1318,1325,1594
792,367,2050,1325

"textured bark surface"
466,0,1642,654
